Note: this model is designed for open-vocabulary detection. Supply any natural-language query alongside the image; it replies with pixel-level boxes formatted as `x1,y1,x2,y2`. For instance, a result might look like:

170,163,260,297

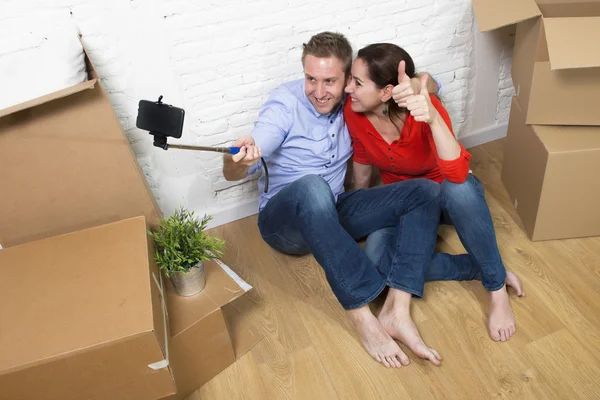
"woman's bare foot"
488,285,516,342
347,305,410,368
378,289,442,366
488,272,525,342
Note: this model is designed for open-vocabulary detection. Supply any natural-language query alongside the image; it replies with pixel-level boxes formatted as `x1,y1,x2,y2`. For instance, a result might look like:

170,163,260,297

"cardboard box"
163,260,261,400
472,0,600,125
501,97,600,241
0,216,176,400
0,45,161,248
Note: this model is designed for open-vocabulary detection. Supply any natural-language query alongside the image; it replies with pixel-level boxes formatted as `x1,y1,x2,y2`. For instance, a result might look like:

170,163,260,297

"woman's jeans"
257,174,441,310
364,175,507,294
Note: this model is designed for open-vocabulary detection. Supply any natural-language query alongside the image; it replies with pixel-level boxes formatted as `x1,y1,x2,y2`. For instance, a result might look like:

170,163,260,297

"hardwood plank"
189,352,269,400
257,347,339,400
519,329,600,399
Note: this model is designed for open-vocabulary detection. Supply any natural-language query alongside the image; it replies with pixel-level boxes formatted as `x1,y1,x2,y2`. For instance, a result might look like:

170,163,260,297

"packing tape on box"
148,271,170,370
207,252,253,292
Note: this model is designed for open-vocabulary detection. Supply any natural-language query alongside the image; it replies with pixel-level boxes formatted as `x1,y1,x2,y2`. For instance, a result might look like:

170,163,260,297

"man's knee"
441,176,481,205
292,174,335,214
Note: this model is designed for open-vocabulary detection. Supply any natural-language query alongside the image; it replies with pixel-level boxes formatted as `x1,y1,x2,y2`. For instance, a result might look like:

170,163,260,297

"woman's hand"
392,61,415,108
406,75,439,124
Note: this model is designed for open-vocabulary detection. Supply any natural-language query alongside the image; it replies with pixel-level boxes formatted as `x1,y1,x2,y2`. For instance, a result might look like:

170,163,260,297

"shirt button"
392,165,396,168
332,134,336,138
332,155,335,158
330,120,333,124
388,147,391,151
389,157,393,160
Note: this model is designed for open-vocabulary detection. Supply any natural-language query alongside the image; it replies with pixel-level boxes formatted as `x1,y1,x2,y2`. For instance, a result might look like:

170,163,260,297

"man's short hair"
301,32,353,75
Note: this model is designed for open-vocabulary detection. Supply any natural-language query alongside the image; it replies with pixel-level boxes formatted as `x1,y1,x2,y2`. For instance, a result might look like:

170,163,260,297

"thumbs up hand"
391,61,415,108
406,74,438,124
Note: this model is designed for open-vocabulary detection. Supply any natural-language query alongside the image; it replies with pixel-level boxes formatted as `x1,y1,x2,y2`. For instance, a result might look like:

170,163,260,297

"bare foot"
378,288,441,366
488,285,516,342
378,308,442,366
347,306,410,368
506,271,526,297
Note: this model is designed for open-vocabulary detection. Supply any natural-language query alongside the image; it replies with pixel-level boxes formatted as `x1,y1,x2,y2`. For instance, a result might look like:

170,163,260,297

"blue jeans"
364,175,506,292
257,174,440,310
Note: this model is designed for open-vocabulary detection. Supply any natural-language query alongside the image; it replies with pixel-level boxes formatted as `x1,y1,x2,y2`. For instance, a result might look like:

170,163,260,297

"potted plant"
148,207,225,296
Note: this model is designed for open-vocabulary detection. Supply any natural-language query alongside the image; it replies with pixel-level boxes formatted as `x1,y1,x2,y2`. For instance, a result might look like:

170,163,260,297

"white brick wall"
496,31,517,123
2,0,515,226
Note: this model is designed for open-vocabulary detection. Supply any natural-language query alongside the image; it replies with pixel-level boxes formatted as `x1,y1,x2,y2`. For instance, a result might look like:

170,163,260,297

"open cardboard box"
501,97,600,241
472,0,600,126
0,38,261,398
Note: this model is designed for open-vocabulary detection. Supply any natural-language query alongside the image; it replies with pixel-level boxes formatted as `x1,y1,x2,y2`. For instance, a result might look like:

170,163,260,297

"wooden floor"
193,139,600,400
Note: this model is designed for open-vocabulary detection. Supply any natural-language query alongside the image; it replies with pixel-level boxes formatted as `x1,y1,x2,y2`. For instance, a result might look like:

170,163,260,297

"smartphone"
136,100,185,138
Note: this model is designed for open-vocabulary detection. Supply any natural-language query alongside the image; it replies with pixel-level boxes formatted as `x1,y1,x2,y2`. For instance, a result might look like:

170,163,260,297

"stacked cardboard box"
0,41,260,399
472,0,600,241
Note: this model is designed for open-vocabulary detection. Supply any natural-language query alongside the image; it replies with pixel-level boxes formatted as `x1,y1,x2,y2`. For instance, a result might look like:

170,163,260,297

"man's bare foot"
347,306,410,368
378,289,442,366
488,285,516,342
505,271,526,297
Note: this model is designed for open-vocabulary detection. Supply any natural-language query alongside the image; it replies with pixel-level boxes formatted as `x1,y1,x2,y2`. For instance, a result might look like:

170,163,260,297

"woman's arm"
353,162,373,190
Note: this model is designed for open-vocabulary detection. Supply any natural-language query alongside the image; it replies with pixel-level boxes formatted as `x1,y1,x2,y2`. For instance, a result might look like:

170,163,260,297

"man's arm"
223,136,262,181
392,61,440,107
353,162,373,190
414,72,439,95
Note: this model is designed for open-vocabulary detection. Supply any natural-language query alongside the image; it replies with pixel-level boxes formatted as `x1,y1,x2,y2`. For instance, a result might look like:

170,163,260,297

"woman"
344,43,525,342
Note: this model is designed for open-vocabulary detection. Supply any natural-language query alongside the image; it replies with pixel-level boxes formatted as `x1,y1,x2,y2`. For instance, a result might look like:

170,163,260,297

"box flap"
166,260,247,337
525,61,600,125
0,52,161,247
0,217,155,374
472,0,541,31
0,78,97,119
544,17,600,69
536,0,600,17
534,124,600,153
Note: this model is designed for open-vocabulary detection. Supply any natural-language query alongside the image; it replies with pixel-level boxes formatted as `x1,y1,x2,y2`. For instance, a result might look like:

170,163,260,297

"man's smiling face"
303,55,347,115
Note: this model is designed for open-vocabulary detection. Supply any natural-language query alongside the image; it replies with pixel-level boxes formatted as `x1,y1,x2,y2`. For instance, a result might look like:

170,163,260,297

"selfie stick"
154,140,268,192
166,144,241,154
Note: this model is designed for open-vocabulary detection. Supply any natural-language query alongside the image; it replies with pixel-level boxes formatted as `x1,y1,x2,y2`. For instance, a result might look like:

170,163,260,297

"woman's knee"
364,227,395,265
413,178,441,201
440,175,482,206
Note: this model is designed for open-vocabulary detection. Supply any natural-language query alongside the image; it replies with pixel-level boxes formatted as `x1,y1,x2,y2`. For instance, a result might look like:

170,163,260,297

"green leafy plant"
148,208,225,277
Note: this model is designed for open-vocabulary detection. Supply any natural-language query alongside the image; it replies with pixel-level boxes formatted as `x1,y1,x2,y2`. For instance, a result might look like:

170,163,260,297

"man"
223,32,441,368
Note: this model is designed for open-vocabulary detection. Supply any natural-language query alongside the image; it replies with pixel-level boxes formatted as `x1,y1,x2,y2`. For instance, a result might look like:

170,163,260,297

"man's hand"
406,75,439,124
231,135,262,167
391,61,414,108
223,135,262,181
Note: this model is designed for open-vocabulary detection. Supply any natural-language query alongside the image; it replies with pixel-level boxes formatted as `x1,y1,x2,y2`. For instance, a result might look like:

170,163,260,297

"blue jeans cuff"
386,282,424,299
341,281,388,310
485,281,506,292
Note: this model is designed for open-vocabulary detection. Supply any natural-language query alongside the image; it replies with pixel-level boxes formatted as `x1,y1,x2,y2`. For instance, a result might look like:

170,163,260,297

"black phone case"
136,100,185,138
